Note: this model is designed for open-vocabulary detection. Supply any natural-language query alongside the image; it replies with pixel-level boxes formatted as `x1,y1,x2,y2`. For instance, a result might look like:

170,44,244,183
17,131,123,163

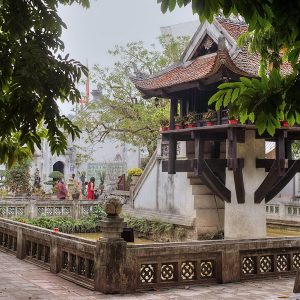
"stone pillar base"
224,130,266,239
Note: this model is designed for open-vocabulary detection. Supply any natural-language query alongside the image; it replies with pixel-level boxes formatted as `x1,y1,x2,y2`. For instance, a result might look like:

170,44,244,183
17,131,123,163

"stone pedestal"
94,196,128,294
224,130,266,239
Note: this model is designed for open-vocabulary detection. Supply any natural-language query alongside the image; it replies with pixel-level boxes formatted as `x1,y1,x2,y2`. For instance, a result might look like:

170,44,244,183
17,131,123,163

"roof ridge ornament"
130,61,147,79
218,33,227,52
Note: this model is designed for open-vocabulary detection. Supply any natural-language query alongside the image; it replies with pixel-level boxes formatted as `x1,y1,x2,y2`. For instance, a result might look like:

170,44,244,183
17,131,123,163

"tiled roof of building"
131,50,253,91
131,17,292,95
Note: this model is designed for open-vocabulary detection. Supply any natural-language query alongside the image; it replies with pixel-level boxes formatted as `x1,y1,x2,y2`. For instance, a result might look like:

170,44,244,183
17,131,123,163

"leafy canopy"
74,35,189,155
158,0,300,135
0,0,90,166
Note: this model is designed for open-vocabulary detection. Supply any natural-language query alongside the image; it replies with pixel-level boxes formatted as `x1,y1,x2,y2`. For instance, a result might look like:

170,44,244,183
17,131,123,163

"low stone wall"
1,217,300,293
0,198,103,219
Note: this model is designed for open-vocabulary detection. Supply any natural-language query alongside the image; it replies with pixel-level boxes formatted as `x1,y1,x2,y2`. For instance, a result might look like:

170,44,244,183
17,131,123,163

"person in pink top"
56,179,67,200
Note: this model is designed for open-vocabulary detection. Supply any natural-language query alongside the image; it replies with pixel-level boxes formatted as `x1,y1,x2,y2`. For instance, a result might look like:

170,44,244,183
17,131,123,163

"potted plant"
160,118,169,131
202,109,216,126
280,120,289,127
174,115,185,129
128,167,143,185
228,111,239,125
186,112,198,128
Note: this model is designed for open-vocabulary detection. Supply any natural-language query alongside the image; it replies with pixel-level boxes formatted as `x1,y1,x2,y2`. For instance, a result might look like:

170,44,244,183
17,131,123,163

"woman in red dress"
87,177,95,200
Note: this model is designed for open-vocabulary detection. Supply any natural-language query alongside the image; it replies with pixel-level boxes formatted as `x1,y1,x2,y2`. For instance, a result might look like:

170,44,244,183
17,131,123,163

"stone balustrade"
1,216,300,293
0,198,103,219
266,201,300,222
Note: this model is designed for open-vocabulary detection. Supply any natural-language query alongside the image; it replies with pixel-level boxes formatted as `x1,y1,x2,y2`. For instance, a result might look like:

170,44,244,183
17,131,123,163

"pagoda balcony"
161,123,300,205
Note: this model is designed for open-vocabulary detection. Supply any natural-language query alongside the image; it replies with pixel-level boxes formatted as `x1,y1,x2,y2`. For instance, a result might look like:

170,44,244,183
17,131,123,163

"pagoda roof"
131,17,291,98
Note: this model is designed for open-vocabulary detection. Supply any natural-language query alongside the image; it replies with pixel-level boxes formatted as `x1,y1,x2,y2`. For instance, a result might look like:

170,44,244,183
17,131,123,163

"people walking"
87,177,95,200
56,179,67,200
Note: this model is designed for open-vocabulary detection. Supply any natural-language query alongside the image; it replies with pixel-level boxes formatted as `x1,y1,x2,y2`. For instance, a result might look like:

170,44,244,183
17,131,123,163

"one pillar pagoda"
130,17,299,239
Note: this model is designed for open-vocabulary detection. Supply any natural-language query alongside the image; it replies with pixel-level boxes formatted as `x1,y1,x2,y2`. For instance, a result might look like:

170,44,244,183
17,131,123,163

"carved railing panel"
241,249,300,278
60,249,95,282
25,239,50,268
138,256,219,288
0,229,17,253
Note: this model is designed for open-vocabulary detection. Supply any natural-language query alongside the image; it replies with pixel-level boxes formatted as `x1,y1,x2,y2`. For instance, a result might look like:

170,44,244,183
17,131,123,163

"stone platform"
0,250,299,300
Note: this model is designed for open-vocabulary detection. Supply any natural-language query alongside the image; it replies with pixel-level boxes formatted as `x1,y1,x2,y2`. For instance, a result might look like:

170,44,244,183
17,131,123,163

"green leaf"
223,89,232,107
231,88,240,102
169,0,176,11
240,77,253,88
161,0,169,13
208,90,226,105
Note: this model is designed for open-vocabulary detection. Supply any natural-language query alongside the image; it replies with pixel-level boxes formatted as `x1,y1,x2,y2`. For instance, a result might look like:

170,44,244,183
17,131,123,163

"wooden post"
168,135,176,174
169,98,177,130
194,133,204,176
276,130,287,175
180,99,186,118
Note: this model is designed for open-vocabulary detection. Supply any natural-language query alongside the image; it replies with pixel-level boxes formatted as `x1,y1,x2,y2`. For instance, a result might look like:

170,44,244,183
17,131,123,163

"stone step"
187,172,200,178
189,177,204,185
192,184,212,195
194,194,224,209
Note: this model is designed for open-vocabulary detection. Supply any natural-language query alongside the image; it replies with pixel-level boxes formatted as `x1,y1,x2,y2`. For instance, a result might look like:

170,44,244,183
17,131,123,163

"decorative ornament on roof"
130,61,147,79
218,33,227,51
217,12,246,25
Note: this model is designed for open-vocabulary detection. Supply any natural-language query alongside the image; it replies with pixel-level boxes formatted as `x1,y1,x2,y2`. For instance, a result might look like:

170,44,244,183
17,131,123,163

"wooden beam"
233,158,245,203
265,160,300,203
254,161,280,203
256,159,295,170
162,160,193,173
199,160,231,203
168,135,176,174
276,130,287,175
227,127,238,170
162,159,227,173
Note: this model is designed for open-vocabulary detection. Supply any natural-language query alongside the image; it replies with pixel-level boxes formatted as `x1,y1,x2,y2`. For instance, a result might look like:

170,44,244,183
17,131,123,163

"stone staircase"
187,172,224,237
186,140,225,236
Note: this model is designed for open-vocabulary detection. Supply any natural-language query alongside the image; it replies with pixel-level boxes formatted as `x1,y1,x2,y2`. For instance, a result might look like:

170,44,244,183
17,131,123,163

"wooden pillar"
168,135,176,174
168,97,177,174
276,130,287,175
169,98,177,130
286,140,293,159
180,99,186,117
194,133,204,176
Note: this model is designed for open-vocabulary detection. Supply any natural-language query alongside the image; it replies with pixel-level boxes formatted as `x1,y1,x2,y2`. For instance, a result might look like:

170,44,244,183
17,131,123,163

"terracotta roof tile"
131,18,292,95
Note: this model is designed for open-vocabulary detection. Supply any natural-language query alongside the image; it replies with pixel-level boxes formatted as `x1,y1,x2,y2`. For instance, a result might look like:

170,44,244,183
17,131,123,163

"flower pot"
206,121,214,126
280,121,289,127
160,126,169,131
175,124,183,130
131,175,140,185
228,119,238,125
187,123,197,128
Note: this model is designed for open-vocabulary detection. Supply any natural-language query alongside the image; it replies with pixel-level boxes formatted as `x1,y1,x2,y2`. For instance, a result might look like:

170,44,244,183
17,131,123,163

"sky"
58,0,198,114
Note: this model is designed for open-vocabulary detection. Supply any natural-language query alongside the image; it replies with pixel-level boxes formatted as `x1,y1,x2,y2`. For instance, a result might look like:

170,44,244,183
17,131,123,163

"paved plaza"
0,250,299,300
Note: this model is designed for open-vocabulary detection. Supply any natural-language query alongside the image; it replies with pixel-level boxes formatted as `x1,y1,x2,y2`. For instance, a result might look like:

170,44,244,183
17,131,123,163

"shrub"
127,168,143,176
4,160,31,194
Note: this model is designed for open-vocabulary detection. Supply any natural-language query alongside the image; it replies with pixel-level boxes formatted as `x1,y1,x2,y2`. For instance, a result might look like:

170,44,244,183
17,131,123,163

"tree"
75,35,189,155
0,0,90,166
158,0,300,135
4,160,31,194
